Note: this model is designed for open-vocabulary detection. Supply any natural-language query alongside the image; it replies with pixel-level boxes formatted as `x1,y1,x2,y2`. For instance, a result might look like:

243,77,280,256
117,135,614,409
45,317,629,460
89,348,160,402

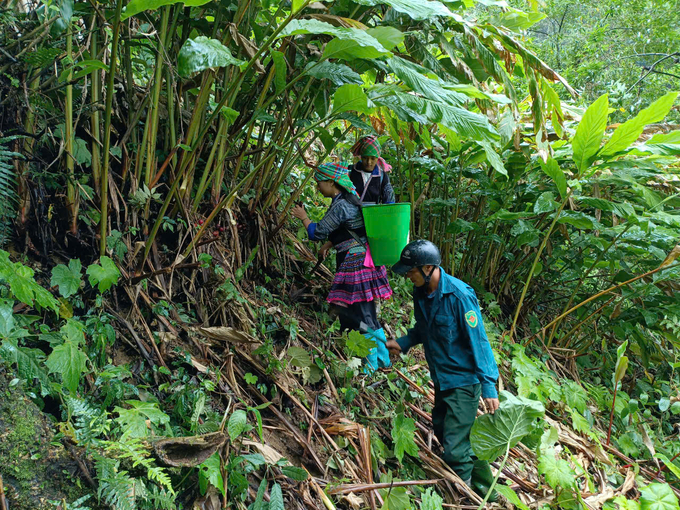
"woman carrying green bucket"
291,162,392,372
348,135,395,205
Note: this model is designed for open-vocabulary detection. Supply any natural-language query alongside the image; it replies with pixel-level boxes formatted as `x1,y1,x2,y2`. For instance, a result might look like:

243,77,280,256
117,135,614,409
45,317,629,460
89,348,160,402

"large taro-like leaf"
371,90,499,143
367,26,404,51
353,0,454,20
279,20,388,56
121,0,211,20
470,391,545,461
388,57,468,106
178,37,245,78
571,94,609,173
304,61,363,86
333,84,370,114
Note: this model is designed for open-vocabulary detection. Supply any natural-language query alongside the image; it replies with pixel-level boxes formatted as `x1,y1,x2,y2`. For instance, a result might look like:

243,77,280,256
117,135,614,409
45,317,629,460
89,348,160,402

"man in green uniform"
386,240,499,500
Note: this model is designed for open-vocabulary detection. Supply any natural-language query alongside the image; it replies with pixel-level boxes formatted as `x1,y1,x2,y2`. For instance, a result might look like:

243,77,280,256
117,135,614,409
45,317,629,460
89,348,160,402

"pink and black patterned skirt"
327,251,393,305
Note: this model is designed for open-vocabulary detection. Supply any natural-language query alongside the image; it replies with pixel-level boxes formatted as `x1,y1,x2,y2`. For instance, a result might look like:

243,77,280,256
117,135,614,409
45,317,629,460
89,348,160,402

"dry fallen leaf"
339,493,364,509
584,487,615,510
243,440,284,464
196,326,260,344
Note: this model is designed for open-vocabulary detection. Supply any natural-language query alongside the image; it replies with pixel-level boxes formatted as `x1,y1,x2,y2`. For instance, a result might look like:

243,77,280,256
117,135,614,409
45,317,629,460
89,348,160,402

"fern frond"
102,439,175,494
0,136,22,248
95,456,137,510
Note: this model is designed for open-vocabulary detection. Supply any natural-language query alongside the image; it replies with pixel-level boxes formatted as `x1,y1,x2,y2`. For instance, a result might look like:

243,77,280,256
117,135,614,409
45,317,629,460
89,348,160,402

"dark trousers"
432,384,481,481
336,300,380,332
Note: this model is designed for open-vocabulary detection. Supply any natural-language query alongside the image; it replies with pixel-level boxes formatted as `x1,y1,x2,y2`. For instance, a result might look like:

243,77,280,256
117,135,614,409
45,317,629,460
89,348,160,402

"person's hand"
292,205,308,221
319,242,333,259
386,340,402,355
484,398,500,414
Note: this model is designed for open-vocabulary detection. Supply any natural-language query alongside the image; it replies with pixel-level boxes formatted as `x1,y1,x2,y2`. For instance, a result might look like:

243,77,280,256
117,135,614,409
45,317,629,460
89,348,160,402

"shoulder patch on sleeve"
465,310,478,328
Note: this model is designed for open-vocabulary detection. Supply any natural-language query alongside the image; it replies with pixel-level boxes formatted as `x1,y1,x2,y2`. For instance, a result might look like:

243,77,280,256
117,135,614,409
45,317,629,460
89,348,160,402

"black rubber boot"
471,459,498,503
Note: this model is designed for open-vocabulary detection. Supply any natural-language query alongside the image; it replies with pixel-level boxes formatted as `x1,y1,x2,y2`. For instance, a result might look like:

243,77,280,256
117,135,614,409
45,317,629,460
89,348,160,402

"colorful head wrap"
351,135,381,158
350,135,392,173
315,162,359,197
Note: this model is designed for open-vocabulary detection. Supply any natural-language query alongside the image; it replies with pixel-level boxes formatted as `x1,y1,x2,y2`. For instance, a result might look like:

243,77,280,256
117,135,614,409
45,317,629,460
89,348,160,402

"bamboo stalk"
90,15,102,192
64,27,78,236
99,0,125,256
510,190,572,339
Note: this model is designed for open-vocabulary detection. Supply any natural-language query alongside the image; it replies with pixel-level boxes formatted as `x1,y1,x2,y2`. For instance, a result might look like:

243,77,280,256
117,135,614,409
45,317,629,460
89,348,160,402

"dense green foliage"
0,0,679,508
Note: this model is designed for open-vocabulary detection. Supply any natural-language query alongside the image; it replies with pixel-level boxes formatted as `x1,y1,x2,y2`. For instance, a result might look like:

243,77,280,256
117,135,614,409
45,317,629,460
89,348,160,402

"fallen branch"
327,479,442,495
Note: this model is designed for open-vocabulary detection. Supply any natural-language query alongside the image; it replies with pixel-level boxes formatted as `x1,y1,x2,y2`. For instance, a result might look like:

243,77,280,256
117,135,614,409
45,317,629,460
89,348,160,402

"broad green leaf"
178,37,245,78
659,397,671,413
639,483,680,510
121,0,211,20
563,381,588,414
288,346,312,368
253,479,267,510
616,432,641,458
281,465,308,481
269,483,284,510
614,496,641,510
647,130,680,145
73,138,92,166
539,158,567,199
495,485,529,510
86,256,121,293
333,84,370,114
291,0,304,11
322,37,391,61
470,391,545,461
353,0,454,20
61,318,86,345
481,141,508,175
671,402,680,415
389,57,467,106
655,454,680,481
538,451,576,490
420,488,444,510
0,301,15,338
557,211,597,230
538,426,558,456
228,409,248,440
198,453,224,496
534,192,556,214
614,356,628,386
491,8,545,31
46,340,88,394
280,20,388,55
0,251,59,313
371,91,498,142
367,26,404,51
0,339,51,396
572,94,609,173
391,414,419,462
601,92,679,156
346,330,376,358
304,61,363,86
271,51,287,95
575,197,634,218
51,259,82,298
446,218,477,235
378,485,411,510
114,400,170,438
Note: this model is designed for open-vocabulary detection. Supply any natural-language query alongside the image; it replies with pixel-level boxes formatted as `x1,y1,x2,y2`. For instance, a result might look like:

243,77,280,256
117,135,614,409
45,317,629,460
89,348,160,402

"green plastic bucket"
362,203,411,267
